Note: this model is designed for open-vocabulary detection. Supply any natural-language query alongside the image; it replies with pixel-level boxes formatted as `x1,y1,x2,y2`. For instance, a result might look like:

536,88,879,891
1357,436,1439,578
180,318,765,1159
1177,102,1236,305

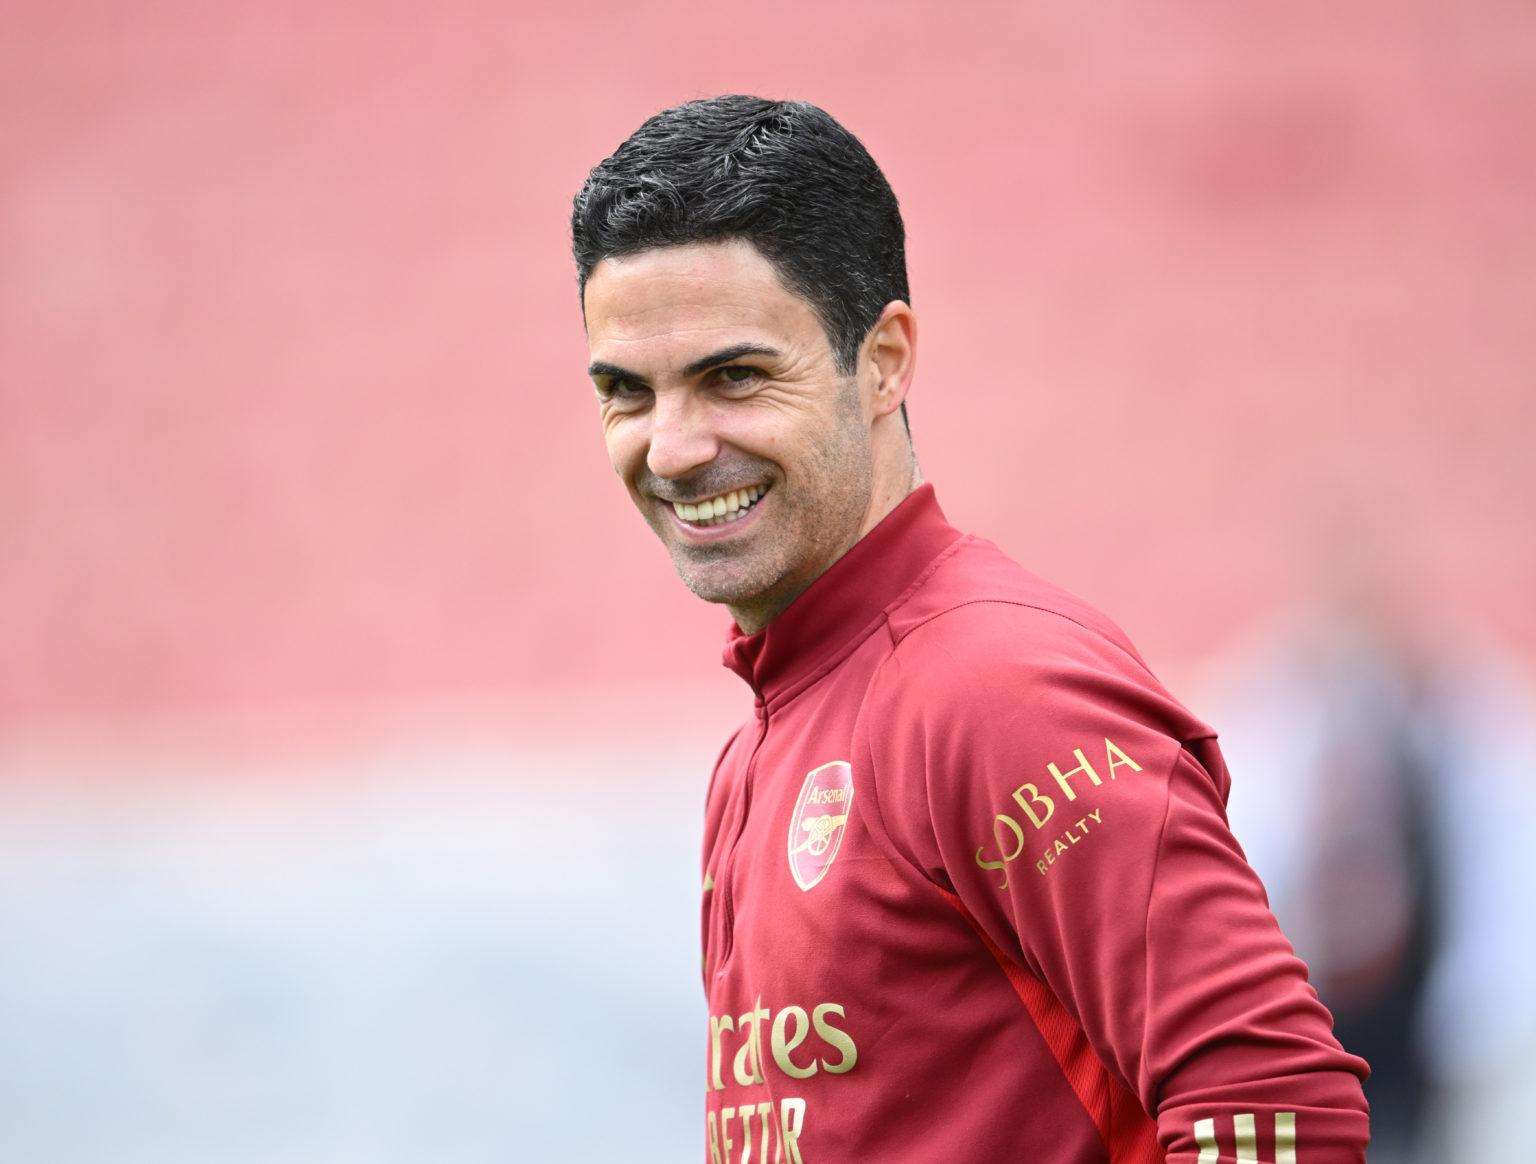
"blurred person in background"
571,96,1369,1162
1205,522,1536,1164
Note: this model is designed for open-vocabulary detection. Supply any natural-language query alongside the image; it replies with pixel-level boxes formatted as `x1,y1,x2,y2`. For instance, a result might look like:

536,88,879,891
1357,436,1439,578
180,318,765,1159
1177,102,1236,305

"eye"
595,377,651,409
715,365,760,389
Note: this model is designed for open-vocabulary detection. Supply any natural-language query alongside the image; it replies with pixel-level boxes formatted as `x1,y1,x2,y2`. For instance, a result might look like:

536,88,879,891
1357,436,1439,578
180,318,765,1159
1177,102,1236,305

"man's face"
584,240,880,632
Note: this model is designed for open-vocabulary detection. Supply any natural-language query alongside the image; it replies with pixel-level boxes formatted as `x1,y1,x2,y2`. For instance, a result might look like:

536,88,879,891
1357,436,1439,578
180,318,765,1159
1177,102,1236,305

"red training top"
701,485,1369,1163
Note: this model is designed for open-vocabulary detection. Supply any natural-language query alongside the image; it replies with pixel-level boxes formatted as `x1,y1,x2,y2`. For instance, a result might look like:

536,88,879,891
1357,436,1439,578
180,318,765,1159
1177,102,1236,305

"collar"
721,484,964,706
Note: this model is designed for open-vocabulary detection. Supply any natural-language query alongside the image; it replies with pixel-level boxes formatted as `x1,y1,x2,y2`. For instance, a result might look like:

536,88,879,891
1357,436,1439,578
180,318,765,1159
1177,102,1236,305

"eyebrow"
587,343,781,383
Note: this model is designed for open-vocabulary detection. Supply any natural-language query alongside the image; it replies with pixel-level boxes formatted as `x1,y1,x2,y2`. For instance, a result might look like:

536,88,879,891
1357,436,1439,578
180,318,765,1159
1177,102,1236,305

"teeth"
672,486,765,527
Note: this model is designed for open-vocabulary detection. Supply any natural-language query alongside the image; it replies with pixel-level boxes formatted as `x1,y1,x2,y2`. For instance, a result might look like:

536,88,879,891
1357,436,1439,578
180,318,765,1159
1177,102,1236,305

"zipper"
714,703,769,974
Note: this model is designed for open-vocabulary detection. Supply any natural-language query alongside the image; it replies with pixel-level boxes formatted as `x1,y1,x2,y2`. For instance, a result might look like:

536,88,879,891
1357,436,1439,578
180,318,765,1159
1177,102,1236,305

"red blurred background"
4,1,1532,754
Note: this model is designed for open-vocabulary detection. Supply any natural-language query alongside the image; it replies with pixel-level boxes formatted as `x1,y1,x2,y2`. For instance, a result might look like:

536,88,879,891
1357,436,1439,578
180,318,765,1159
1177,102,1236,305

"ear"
861,301,917,420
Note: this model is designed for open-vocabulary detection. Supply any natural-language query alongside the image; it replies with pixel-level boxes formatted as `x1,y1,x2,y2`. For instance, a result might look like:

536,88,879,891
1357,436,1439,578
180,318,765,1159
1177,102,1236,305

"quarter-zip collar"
721,484,965,707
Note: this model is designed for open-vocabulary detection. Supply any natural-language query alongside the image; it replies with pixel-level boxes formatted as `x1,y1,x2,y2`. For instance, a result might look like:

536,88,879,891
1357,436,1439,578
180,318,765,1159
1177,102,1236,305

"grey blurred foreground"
0,737,710,1163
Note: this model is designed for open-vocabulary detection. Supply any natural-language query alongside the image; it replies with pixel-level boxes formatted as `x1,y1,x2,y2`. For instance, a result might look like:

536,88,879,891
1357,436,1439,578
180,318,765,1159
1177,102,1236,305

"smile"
671,486,766,527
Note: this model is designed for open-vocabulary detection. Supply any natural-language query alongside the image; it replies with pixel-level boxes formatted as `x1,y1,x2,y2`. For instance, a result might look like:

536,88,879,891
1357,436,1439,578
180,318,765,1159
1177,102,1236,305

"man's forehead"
583,241,823,367
585,239,793,306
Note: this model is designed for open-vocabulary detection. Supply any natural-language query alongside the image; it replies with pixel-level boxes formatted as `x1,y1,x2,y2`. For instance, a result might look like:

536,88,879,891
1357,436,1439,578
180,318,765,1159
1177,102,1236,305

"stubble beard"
654,385,874,628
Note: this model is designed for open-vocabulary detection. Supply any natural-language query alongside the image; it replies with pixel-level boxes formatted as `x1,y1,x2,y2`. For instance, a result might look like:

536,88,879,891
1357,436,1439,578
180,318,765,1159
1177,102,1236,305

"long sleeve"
860,600,1371,1163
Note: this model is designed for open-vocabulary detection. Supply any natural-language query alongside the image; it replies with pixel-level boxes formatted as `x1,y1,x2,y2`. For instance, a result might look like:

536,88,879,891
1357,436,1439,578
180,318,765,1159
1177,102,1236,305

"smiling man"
572,97,1370,1164
585,238,914,632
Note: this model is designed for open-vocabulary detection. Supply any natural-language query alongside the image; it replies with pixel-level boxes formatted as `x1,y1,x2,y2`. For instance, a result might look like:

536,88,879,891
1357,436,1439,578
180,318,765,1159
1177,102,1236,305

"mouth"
668,485,768,528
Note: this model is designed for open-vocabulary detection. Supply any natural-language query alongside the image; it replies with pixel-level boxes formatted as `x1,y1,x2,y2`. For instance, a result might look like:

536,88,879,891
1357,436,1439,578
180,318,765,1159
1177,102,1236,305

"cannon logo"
787,761,854,891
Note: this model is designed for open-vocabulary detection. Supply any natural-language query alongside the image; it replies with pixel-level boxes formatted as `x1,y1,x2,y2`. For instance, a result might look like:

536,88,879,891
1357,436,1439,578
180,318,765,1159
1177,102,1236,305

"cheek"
602,421,644,477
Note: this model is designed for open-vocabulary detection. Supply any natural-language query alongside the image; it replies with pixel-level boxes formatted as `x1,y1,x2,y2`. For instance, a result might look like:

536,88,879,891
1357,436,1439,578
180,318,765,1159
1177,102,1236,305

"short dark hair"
571,96,909,376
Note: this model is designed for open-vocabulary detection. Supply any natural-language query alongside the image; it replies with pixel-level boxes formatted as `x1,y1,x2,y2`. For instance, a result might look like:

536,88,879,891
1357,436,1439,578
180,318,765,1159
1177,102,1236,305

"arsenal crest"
787,760,855,891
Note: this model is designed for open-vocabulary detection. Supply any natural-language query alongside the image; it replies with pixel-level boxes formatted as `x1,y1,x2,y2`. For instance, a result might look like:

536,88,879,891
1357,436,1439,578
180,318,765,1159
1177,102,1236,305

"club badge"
787,760,855,891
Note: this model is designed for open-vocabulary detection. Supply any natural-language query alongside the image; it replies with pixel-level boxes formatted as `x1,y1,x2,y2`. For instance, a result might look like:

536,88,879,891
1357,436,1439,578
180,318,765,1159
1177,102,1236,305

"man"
571,96,1370,1163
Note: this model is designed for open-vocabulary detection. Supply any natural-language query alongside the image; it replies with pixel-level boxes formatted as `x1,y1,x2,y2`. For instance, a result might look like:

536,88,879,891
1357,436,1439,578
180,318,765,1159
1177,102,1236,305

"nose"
646,389,720,481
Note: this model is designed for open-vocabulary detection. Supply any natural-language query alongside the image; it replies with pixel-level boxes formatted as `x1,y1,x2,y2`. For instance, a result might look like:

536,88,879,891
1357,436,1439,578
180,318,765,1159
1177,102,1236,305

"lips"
670,485,766,528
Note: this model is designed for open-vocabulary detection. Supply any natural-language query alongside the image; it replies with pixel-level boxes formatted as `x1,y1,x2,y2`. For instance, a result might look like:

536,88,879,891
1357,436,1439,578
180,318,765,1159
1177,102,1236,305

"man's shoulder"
865,528,1217,752
884,532,1149,680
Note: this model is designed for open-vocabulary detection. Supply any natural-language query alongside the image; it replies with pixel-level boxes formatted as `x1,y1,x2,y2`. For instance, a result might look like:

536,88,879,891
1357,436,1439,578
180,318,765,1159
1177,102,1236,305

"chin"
678,572,764,609
672,556,777,611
